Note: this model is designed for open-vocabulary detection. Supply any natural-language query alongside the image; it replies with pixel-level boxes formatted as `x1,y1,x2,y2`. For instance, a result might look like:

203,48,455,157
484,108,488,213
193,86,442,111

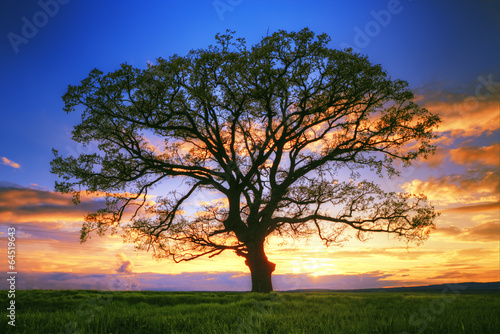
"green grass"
1,290,499,333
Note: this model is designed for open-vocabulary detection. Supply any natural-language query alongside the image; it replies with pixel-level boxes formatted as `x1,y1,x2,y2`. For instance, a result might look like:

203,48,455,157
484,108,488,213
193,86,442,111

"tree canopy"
51,28,440,292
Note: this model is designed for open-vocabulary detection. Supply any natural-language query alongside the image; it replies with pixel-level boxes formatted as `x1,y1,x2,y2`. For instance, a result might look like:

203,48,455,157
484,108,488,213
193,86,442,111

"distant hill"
286,281,500,293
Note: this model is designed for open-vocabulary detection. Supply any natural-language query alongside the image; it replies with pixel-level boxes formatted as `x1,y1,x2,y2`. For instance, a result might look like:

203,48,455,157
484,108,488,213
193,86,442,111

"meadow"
1,289,499,333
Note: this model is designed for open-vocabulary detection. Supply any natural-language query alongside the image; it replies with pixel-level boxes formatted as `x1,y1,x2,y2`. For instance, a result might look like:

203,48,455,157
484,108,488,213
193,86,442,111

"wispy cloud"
0,183,152,225
0,183,107,223
436,221,499,243
403,168,499,206
458,221,499,242
416,84,500,138
449,143,500,167
1,157,20,168
429,269,499,282
1,271,412,291
273,246,445,262
442,202,500,214
422,143,500,169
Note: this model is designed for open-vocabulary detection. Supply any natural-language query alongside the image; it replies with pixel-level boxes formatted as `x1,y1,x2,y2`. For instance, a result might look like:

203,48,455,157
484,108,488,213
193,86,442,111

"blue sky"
1,0,498,187
0,0,499,291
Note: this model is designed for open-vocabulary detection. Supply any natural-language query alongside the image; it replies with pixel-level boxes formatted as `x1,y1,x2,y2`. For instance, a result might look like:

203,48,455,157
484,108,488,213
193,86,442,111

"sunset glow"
1,0,498,291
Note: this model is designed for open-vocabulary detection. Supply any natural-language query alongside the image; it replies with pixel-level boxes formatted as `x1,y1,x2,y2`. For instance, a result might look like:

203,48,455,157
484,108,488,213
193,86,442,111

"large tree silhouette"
51,29,440,293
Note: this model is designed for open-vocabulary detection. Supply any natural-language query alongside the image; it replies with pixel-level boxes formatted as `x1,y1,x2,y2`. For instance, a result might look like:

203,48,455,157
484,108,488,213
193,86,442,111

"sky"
0,0,499,291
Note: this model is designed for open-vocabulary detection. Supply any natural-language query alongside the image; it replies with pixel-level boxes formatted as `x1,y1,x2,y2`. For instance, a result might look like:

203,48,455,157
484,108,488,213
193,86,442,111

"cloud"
416,82,500,138
442,202,500,214
275,271,402,291
449,143,500,167
113,253,139,290
452,248,498,259
458,221,499,242
1,271,411,291
0,221,81,245
429,270,499,281
274,247,444,262
116,253,134,274
0,184,107,223
421,143,500,169
435,221,499,242
435,225,462,237
0,183,151,225
403,168,499,206
420,146,450,168
1,157,20,168
2,272,117,290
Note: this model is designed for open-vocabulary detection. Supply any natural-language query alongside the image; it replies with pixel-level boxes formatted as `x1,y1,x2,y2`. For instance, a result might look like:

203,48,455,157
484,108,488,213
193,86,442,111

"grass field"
1,289,499,333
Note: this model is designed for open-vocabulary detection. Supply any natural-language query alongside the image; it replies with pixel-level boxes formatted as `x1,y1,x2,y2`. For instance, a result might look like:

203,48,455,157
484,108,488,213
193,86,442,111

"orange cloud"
403,168,499,205
1,157,20,168
197,197,229,208
434,225,462,237
458,221,500,242
449,143,500,166
429,269,499,282
443,202,500,214
0,183,158,223
420,146,449,168
435,221,499,242
422,90,499,137
0,186,106,223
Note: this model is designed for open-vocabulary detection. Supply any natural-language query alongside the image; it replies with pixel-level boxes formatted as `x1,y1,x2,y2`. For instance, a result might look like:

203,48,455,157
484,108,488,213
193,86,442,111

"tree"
51,28,440,293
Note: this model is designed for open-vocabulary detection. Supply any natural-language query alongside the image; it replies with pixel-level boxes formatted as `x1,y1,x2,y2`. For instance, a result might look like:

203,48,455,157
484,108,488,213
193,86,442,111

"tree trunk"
244,241,276,293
